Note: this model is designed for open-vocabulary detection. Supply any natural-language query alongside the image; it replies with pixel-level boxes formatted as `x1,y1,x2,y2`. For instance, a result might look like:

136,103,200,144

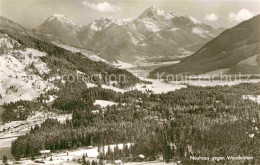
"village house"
134,154,145,162
39,150,51,160
114,159,122,165
91,110,100,115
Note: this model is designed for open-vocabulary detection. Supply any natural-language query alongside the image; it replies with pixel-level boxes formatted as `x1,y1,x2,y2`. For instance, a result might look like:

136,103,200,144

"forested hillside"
11,83,260,164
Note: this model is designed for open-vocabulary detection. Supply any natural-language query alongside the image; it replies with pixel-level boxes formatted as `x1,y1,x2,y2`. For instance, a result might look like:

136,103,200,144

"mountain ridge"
34,6,224,62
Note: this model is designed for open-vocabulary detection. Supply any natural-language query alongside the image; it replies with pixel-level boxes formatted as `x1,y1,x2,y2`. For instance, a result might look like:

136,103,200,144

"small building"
91,110,100,115
114,160,122,165
88,145,93,149
105,163,113,165
134,154,145,161
138,154,145,159
39,150,51,159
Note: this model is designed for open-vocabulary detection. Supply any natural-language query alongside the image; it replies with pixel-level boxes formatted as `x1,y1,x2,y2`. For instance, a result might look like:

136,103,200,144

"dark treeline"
10,83,260,164
1,100,51,123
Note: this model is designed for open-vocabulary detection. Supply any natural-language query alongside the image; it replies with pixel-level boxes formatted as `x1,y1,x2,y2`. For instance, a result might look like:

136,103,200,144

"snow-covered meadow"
0,34,56,104
94,100,118,108
243,95,260,104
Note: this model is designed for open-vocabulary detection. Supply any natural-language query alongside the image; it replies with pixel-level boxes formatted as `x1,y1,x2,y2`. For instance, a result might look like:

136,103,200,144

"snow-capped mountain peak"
149,5,165,15
87,17,133,32
139,5,187,21
139,5,168,19
45,14,77,27
35,14,81,47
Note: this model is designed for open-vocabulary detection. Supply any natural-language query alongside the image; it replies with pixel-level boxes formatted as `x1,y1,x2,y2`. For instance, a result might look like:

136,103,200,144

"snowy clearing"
101,84,127,93
86,82,98,88
243,95,260,104
0,34,56,104
133,81,186,94
94,100,118,108
113,60,135,69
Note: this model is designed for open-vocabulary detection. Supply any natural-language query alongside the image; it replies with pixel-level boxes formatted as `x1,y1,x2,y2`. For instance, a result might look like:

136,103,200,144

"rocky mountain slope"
34,14,82,47
150,15,260,77
34,6,223,62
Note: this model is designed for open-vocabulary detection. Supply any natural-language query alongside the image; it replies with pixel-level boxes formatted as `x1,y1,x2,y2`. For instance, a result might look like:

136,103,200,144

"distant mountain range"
150,15,260,77
34,6,224,62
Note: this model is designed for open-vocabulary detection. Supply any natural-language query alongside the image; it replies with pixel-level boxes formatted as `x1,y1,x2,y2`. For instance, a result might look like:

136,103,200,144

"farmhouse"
39,150,51,159
91,110,100,115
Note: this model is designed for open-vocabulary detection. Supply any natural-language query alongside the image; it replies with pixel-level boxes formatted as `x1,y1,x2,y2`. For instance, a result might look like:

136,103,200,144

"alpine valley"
1,4,260,165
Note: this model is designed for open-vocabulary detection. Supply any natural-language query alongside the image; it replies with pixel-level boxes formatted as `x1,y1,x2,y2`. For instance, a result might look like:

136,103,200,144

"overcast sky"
1,0,260,29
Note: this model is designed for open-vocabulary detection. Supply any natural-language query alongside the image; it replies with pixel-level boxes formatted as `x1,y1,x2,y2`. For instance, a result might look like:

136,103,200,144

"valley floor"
0,143,172,165
126,61,260,94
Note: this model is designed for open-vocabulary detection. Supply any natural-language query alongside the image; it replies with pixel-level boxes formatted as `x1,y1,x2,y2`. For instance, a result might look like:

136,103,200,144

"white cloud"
204,13,218,21
229,9,254,22
82,1,122,13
